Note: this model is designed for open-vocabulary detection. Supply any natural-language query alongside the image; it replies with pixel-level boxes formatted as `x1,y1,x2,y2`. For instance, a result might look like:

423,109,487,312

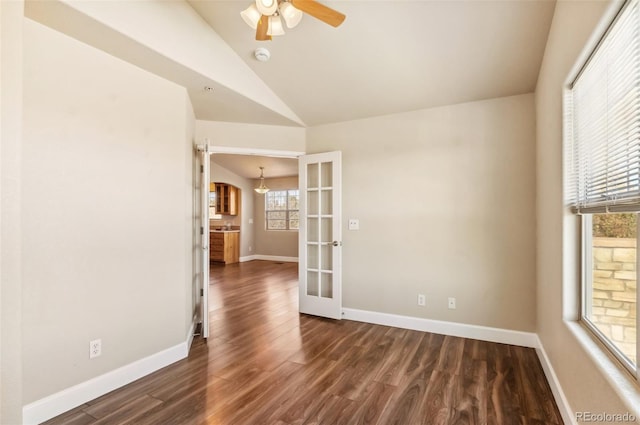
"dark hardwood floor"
44,260,563,425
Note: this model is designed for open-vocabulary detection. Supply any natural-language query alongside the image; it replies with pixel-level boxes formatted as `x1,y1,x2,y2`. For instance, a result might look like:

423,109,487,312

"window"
566,0,639,375
265,189,299,230
583,214,637,369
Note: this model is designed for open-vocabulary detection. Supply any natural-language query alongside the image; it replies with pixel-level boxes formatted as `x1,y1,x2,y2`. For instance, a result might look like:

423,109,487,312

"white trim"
22,323,196,425
200,145,211,339
252,255,298,263
564,0,628,86
535,336,576,425
186,315,197,352
210,146,304,158
564,321,640,421
342,308,538,348
240,255,299,263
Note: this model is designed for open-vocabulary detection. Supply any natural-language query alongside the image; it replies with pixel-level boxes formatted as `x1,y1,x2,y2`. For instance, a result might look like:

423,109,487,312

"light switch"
348,219,359,230
249,218,254,224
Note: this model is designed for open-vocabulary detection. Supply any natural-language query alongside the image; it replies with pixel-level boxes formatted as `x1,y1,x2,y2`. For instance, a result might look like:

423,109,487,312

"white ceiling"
213,154,299,178
188,0,556,126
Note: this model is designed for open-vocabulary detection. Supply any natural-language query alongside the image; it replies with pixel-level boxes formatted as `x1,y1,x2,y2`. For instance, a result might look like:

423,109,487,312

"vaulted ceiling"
25,0,556,128
24,0,556,177
189,0,556,126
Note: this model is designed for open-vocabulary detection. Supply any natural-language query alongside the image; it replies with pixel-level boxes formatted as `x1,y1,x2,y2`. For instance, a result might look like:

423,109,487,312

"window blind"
567,0,640,213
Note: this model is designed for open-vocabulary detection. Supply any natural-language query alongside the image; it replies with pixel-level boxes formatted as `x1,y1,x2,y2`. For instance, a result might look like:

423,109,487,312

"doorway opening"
198,146,303,340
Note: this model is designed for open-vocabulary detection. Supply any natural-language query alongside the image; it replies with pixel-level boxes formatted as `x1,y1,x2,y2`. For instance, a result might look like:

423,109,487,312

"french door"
198,144,210,339
298,151,342,319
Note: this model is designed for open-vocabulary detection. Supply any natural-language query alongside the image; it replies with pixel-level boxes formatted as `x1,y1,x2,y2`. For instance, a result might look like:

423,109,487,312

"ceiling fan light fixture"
267,14,285,36
279,2,303,29
244,0,345,40
255,0,277,16
240,3,261,29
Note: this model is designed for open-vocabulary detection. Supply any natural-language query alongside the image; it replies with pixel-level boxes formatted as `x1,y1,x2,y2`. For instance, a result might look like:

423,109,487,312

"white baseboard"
535,336,576,425
23,321,197,425
342,308,539,348
243,255,298,263
23,308,570,425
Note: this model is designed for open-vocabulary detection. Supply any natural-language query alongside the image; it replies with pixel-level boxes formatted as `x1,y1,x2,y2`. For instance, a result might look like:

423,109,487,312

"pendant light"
254,166,270,194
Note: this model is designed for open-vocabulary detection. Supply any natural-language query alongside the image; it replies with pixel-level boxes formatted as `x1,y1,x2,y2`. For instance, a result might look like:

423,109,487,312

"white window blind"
567,0,640,213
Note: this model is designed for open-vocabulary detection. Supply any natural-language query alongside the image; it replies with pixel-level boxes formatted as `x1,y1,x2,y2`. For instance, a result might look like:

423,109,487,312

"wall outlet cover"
448,297,456,309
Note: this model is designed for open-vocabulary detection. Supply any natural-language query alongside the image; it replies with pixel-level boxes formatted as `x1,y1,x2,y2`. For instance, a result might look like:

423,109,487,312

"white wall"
21,18,194,405
1,1,25,423
196,120,306,154
536,0,640,419
210,162,255,258
307,93,536,331
254,176,299,258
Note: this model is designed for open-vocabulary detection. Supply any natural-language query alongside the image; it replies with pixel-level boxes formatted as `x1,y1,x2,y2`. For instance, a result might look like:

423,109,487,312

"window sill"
565,320,640,419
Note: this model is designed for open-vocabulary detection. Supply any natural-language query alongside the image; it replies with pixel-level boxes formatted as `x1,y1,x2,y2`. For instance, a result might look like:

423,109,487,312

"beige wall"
21,19,194,404
196,120,305,153
254,176,299,258
536,0,640,419
1,0,25,422
307,93,536,331
210,161,255,258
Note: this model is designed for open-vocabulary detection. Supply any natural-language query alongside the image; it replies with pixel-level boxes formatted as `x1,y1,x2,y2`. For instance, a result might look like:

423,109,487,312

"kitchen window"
265,189,299,230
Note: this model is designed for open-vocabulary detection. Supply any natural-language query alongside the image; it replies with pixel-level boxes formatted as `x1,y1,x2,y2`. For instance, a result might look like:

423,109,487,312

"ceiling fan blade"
290,0,345,27
256,14,272,41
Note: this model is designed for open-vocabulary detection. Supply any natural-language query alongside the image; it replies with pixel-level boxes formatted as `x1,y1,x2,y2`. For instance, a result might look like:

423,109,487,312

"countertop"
210,229,240,233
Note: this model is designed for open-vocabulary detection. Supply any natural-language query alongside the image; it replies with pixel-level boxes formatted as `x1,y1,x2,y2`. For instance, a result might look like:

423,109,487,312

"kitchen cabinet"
210,231,239,264
214,183,238,216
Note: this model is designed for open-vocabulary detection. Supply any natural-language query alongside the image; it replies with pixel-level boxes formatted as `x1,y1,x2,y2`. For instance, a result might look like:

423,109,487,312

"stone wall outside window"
592,237,637,364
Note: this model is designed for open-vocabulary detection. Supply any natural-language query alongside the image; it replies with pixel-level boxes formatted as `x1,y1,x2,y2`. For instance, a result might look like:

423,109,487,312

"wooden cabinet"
210,232,239,264
214,183,238,216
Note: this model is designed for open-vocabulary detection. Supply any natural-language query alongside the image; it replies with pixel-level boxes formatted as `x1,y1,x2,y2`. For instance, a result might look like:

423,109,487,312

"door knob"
332,241,342,247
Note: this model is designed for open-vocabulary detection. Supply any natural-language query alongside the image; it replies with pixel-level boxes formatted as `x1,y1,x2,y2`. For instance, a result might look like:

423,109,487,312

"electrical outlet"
89,339,102,359
417,294,426,306
348,219,359,230
448,297,456,310
249,246,253,252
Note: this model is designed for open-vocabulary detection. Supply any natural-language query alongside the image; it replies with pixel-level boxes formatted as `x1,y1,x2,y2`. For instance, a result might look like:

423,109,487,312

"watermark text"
576,411,637,423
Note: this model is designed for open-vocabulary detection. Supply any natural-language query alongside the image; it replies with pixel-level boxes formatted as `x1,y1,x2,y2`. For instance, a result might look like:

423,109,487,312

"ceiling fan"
241,0,346,41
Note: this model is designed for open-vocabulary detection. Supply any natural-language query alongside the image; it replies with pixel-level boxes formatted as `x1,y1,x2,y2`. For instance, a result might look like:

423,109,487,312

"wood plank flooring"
44,260,562,425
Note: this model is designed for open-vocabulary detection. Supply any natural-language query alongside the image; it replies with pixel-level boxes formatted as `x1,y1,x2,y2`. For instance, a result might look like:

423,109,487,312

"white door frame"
196,143,211,340
197,144,305,335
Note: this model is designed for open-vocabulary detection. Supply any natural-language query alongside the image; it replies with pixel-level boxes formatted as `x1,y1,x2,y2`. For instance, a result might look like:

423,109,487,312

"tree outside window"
266,190,299,230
